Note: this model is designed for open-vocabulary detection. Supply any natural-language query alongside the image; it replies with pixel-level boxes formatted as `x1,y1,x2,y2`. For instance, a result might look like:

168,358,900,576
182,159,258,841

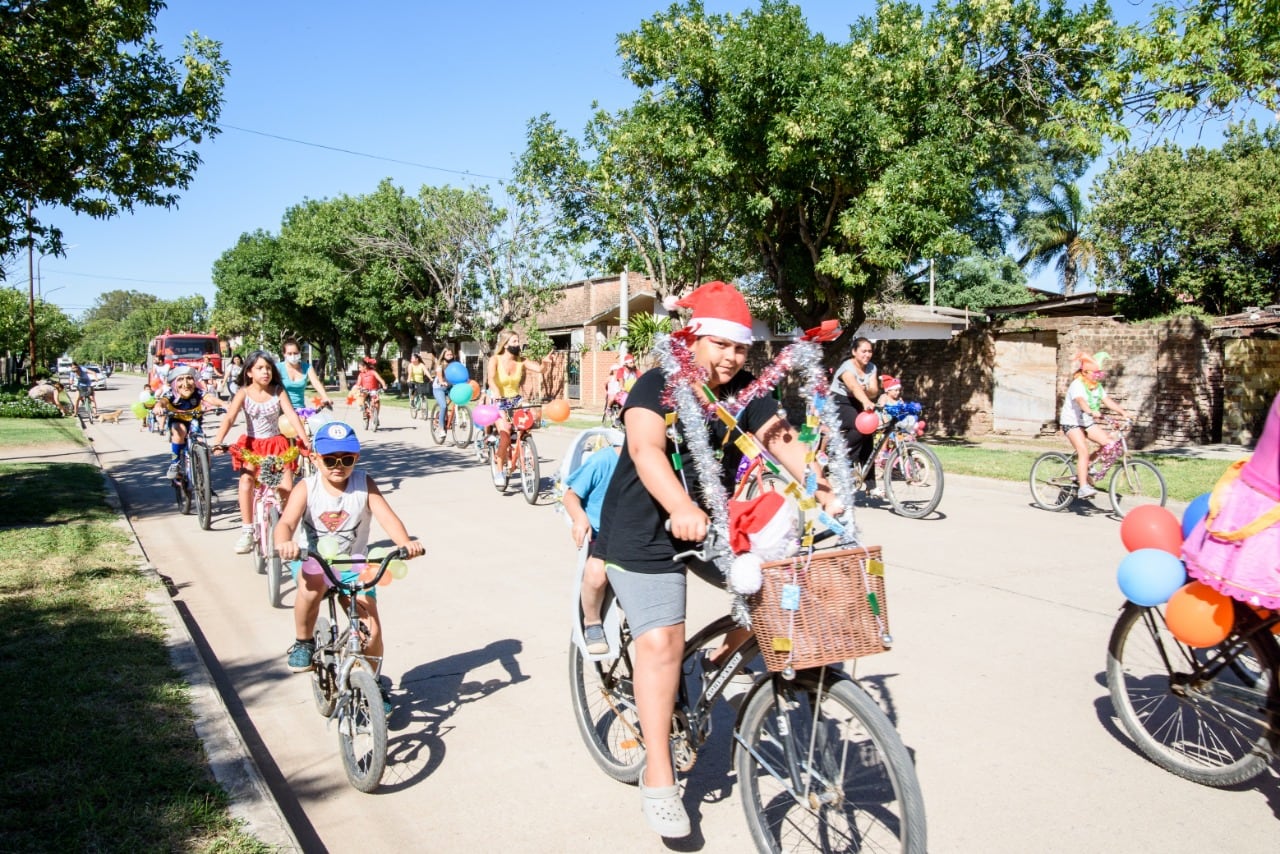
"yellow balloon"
367,546,389,563
316,536,342,560
278,415,297,438
388,560,408,580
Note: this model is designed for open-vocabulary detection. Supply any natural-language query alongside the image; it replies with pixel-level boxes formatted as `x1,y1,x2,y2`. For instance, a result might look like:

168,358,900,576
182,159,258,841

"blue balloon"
1117,548,1187,607
444,362,469,385
1181,492,1212,539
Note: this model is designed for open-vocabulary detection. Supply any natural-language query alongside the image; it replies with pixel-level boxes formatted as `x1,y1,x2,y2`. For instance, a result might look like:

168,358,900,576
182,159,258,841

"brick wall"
875,330,995,436
1222,338,1280,443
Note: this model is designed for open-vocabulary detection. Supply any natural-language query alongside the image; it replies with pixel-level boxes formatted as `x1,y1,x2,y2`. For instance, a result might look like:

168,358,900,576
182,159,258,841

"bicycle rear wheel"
452,406,474,448
192,443,213,530
310,617,338,717
568,630,645,783
737,672,927,853
883,443,944,519
520,435,540,504
339,668,388,792
1108,458,1167,518
265,504,282,608
428,404,447,444
1029,452,1076,511
1106,602,1278,786
372,403,380,432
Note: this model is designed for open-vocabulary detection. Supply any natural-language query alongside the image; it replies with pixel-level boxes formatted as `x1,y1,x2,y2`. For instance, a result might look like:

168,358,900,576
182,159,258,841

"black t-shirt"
595,366,779,574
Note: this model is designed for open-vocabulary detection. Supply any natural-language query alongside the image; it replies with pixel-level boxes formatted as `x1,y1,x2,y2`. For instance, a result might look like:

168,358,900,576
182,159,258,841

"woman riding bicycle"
69,361,98,419
407,352,429,410
832,337,880,495
432,346,457,432
223,354,244,399
278,338,332,413
1060,351,1131,500
592,281,845,838
486,330,548,487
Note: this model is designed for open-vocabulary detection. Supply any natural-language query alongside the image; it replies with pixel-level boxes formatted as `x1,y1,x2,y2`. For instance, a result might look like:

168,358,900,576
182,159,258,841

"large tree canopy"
0,0,227,263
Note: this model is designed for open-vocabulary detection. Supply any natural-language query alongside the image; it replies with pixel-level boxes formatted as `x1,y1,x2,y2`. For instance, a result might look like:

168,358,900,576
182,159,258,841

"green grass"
0,463,268,853
928,441,1229,502
0,416,85,447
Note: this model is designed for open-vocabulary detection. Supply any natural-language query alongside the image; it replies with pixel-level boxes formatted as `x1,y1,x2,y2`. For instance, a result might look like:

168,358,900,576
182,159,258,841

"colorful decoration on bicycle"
854,411,880,435
472,403,500,427
728,488,798,595
231,445,299,488
449,384,474,405
544,399,571,423
278,415,298,439
444,362,469,385
1116,548,1187,606
316,534,342,559
468,379,481,400
1120,504,1183,555
131,401,148,420
1164,581,1234,647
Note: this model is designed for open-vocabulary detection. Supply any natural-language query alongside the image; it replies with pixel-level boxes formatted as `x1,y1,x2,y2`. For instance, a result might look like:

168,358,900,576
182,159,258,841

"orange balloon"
1119,504,1182,555
1166,581,1235,647
377,569,393,587
544,398,571,423
469,379,481,400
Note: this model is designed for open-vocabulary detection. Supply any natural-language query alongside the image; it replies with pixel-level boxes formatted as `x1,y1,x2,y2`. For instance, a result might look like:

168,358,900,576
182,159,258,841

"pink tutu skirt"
1184,474,1280,609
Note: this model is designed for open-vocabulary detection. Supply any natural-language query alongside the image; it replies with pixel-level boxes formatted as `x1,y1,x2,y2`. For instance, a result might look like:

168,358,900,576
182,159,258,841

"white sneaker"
164,462,179,480
234,530,255,554
492,469,506,486
1077,484,1098,499
868,485,885,499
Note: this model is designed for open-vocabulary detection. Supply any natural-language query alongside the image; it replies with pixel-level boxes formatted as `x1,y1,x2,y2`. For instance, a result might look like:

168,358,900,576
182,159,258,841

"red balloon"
1166,582,1234,647
544,399,571,423
854,411,880,435
1119,504,1182,555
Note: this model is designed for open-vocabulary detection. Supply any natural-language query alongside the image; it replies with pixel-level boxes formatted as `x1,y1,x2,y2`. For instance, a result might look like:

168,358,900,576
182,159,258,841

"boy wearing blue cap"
274,421,423,688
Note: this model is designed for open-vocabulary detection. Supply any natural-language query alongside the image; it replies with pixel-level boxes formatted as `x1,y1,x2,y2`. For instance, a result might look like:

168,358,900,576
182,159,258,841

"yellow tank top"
494,358,522,398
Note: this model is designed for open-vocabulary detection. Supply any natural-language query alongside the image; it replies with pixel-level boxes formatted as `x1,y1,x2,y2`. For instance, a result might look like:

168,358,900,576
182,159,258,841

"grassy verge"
928,441,1228,502
0,416,85,447
0,462,267,852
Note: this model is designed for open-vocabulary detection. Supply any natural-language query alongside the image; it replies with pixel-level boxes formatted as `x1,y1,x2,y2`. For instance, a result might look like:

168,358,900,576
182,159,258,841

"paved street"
81,381,1277,853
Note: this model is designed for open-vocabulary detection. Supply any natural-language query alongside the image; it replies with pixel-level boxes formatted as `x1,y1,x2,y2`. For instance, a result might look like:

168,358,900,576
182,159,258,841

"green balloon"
449,384,474,405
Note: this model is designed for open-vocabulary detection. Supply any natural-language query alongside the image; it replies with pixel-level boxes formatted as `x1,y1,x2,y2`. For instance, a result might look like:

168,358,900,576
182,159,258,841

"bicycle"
358,389,381,432
408,385,430,421
171,408,221,529
1029,418,1167,516
487,398,541,504
428,398,474,448
568,531,927,851
297,546,410,793
217,443,298,607
73,386,96,425
1105,598,1279,786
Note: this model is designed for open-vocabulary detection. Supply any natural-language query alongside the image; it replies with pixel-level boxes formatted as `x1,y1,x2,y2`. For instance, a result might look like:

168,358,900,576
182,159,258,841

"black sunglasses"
320,453,357,467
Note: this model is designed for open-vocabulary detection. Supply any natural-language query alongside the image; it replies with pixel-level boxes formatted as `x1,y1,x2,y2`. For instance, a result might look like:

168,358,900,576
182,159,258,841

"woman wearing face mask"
486,329,549,486
278,338,333,412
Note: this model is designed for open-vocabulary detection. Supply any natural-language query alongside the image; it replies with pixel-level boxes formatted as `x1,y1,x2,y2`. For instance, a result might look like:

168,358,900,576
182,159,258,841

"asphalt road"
84,383,1278,853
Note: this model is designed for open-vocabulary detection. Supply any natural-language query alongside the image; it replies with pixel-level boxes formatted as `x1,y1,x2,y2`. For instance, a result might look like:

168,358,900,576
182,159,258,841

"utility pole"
619,269,629,359
26,201,36,376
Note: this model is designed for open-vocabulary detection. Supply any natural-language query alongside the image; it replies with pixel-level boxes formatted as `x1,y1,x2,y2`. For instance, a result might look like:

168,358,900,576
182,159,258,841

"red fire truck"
148,330,223,374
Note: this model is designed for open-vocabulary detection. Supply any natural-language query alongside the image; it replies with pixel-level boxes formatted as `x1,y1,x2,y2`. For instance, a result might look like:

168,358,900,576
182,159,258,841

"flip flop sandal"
640,781,691,838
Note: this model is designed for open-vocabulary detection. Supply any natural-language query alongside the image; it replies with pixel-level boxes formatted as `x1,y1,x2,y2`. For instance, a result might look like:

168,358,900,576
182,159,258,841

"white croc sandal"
641,781,691,838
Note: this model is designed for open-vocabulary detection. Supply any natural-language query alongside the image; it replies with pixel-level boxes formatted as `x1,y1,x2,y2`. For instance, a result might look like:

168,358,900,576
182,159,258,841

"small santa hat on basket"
727,491,799,595
663,281,754,345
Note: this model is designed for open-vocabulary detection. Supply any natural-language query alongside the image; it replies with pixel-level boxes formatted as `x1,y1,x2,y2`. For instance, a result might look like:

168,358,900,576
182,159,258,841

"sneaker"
286,640,315,672
1077,484,1098,499
164,461,179,480
379,683,393,717
583,623,609,655
492,469,506,486
868,485,885,499
234,529,255,554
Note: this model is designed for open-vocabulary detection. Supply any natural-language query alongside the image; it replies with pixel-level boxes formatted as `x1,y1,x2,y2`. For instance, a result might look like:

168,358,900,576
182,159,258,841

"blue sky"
25,0,1261,318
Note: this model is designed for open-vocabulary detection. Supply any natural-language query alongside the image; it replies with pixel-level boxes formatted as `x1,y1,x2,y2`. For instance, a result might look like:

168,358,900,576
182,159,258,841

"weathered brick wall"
875,330,995,436
537,275,659,331
1222,338,1280,443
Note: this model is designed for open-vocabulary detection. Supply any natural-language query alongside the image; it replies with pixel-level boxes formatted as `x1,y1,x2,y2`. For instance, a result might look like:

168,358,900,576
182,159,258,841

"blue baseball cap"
313,421,361,455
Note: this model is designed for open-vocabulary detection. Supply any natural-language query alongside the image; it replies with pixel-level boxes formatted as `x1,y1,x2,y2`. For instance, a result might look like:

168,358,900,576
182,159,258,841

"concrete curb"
91,446,302,852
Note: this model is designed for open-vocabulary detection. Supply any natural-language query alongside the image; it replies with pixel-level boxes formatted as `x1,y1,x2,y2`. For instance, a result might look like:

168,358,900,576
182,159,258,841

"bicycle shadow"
376,638,530,793
1090,672,1280,817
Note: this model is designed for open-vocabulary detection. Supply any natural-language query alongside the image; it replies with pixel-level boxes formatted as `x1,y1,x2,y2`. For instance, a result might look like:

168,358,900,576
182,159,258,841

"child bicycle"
358,389,381,432
1106,599,1279,786
294,546,410,793
1029,418,1167,517
568,529,926,852
172,407,222,530
215,443,298,607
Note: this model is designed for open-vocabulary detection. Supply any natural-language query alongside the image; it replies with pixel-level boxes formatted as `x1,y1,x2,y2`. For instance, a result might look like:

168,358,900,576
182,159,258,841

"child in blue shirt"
563,440,622,655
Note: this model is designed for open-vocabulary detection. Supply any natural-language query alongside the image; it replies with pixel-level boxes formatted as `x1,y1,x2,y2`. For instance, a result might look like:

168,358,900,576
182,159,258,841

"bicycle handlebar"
293,546,412,594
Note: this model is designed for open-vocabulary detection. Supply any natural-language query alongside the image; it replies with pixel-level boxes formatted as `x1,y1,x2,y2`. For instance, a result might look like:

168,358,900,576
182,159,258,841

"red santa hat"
727,490,798,595
663,281,754,345
881,374,901,391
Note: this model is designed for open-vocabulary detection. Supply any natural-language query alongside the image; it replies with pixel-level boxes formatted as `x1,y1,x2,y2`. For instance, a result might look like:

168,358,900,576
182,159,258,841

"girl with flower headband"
1060,351,1131,499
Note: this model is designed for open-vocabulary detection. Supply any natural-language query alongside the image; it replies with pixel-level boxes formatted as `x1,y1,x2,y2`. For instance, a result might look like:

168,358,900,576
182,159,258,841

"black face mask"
506,346,522,356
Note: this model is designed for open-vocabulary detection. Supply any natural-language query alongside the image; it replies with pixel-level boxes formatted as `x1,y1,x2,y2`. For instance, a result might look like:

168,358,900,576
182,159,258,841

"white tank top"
301,470,371,556
244,392,282,438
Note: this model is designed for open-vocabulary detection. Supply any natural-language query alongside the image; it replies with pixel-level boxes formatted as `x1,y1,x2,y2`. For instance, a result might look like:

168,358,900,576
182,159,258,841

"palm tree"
1013,179,1097,297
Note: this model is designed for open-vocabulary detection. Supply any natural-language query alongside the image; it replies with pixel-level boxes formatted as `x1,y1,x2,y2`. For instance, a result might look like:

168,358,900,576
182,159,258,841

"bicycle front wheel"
266,505,282,608
428,404,447,444
737,672,927,853
339,668,388,792
1105,602,1278,786
883,443,943,519
310,617,337,717
1108,458,1167,518
452,406,474,448
1029,452,1076,511
192,443,213,530
520,435,540,504
568,633,645,783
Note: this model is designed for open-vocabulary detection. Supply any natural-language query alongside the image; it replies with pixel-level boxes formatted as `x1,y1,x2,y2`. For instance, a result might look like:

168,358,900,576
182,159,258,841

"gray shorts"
604,559,723,638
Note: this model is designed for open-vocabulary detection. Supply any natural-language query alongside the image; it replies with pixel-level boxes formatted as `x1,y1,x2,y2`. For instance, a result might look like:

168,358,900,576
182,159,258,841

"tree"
1090,122,1280,318
82,289,159,324
1013,178,1096,297
913,252,1032,313
0,287,78,367
0,2,227,263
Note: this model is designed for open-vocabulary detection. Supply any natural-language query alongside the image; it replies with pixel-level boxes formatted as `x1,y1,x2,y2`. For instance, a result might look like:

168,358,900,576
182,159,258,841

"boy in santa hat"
592,280,844,838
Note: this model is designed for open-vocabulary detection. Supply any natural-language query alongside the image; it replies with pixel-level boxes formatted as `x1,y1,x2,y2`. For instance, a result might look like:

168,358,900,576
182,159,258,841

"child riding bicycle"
354,358,386,415
562,437,624,655
1060,351,1132,499
274,421,424,708
153,365,220,480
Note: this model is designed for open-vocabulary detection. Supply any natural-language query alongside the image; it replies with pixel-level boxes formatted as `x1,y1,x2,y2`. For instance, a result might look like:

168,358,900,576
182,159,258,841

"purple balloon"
472,403,500,427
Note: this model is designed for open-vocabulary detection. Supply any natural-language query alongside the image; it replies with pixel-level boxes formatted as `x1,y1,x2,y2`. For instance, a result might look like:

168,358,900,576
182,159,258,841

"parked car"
84,364,108,390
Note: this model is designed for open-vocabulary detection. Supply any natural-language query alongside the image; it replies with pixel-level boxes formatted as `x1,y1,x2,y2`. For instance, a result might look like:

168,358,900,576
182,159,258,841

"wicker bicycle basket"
747,546,889,672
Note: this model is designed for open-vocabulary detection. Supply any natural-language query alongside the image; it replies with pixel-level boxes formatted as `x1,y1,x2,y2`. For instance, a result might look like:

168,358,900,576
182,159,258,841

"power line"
44,270,210,286
222,124,507,182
